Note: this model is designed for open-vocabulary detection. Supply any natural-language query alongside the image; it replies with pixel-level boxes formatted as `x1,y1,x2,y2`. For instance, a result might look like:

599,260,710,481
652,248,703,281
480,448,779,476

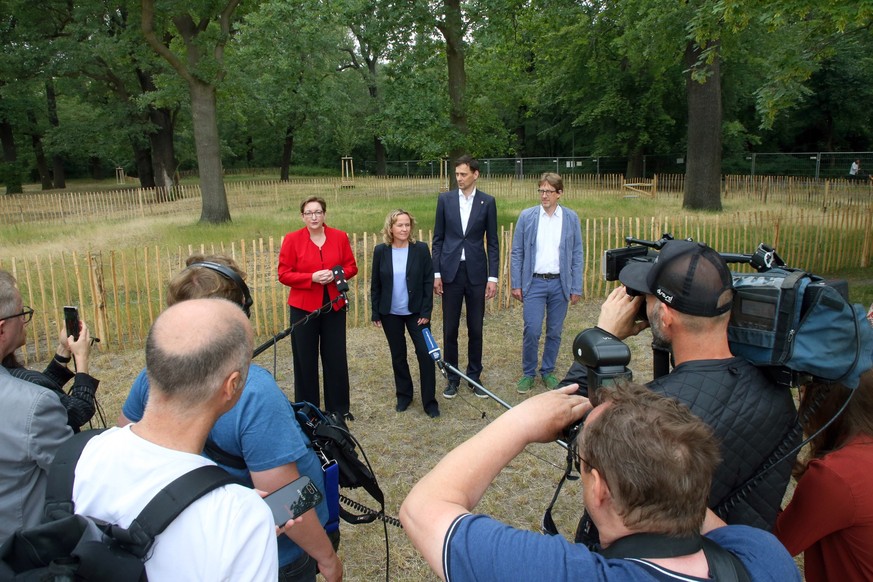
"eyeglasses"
302,210,324,217
537,189,558,195
0,306,34,324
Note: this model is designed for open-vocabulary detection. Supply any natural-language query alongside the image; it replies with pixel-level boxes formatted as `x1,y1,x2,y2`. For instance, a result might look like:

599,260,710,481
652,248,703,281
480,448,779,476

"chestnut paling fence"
2,173,873,226
4,204,871,361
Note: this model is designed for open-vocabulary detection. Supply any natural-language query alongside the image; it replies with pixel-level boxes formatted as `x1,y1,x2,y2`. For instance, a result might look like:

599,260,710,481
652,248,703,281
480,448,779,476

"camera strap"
599,533,750,582
541,440,578,536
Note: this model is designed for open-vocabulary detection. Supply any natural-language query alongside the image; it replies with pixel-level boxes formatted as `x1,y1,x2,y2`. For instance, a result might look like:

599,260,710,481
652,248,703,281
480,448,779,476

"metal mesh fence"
361,152,873,179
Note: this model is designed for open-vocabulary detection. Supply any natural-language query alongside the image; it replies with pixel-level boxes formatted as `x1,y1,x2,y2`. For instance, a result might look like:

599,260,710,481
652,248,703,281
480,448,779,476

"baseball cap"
619,240,734,317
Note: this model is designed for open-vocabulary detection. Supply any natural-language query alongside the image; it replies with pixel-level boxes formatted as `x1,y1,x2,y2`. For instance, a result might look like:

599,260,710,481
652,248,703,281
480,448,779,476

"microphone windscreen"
422,327,441,361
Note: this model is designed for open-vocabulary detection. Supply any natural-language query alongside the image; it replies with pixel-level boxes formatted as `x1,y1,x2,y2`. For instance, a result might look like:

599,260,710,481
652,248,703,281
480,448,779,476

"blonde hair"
381,209,417,245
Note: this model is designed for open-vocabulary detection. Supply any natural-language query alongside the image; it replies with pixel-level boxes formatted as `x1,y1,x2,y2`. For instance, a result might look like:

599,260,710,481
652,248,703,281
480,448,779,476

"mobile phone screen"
63,306,80,341
264,476,324,526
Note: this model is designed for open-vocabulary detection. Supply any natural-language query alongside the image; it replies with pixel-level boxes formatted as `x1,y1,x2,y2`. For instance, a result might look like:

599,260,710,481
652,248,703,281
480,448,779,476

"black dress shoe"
442,382,459,399
426,407,441,418
395,401,410,412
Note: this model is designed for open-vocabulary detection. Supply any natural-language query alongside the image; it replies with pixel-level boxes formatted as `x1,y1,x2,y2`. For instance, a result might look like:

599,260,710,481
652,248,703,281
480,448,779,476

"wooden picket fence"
4,205,871,362
3,173,873,226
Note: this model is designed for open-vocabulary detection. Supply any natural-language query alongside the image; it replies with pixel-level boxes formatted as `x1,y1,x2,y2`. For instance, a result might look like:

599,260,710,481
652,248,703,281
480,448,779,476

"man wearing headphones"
118,255,342,582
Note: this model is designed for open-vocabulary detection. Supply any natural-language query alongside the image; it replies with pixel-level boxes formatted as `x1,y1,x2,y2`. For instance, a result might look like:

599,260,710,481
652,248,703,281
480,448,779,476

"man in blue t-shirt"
118,255,342,582
400,382,800,582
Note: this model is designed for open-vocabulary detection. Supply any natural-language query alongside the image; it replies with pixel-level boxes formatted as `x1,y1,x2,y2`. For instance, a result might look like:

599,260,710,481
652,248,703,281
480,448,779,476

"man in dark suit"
432,155,499,399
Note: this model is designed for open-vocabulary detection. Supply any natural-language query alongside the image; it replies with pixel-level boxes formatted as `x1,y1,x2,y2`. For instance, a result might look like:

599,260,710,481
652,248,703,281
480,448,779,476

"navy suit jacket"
431,188,499,285
370,241,434,320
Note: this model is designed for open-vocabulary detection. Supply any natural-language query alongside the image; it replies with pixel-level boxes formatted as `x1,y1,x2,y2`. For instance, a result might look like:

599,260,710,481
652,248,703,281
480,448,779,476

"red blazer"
278,226,358,312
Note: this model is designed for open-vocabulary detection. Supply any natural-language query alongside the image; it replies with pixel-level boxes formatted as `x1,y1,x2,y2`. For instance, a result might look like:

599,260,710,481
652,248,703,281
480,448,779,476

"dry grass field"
6,176,836,579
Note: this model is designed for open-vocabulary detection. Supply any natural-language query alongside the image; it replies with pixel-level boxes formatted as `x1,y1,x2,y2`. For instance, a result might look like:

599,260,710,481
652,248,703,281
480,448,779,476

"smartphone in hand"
264,476,324,526
63,306,80,341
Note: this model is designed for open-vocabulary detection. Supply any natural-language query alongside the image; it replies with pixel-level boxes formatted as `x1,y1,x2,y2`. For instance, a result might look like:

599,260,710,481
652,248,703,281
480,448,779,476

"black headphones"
188,262,253,318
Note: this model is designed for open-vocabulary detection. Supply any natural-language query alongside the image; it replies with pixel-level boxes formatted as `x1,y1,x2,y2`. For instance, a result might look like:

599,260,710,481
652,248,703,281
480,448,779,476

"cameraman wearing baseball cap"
561,240,799,544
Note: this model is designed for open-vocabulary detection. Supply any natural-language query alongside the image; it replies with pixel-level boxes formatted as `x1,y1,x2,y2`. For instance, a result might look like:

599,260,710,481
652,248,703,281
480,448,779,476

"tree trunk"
626,146,644,179
365,59,387,177
26,112,52,190
683,41,722,211
0,118,23,194
132,139,156,188
137,69,177,192
189,79,230,223
373,135,386,176
280,125,294,181
45,80,66,189
440,0,469,189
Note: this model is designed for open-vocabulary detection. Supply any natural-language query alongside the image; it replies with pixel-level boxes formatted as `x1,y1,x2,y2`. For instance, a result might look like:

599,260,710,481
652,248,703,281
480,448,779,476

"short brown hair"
539,172,563,193
381,209,417,245
167,255,247,308
578,382,720,536
300,196,327,214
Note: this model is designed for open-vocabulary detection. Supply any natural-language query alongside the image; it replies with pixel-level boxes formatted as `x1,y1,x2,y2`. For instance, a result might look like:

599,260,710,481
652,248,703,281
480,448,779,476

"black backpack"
0,430,237,582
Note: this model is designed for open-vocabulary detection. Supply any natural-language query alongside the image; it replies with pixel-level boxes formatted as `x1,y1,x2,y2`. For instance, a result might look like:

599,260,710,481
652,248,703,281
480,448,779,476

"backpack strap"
117,465,238,558
44,429,107,520
203,438,247,471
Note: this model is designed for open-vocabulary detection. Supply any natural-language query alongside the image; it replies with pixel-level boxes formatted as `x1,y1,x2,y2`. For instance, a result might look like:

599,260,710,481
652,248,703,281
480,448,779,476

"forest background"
2,0,873,221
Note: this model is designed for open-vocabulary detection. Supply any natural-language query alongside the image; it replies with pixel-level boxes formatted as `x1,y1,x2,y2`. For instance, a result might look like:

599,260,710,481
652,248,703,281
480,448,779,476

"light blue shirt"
390,246,411,315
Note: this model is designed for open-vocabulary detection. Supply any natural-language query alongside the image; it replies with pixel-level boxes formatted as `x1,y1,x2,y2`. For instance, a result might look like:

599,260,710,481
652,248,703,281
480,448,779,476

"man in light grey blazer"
510,173,583,393
0,270,72,540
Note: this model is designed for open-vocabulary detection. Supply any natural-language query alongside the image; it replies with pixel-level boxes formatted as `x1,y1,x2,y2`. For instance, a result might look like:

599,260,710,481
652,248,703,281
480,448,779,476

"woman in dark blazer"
371,209,438,418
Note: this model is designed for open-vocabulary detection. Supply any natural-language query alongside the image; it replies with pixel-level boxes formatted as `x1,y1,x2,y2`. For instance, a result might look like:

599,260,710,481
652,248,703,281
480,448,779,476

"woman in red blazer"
278,196,358,420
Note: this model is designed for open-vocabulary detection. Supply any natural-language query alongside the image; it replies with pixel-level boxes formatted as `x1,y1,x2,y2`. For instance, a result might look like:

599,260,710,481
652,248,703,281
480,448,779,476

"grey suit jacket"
0,366,72,540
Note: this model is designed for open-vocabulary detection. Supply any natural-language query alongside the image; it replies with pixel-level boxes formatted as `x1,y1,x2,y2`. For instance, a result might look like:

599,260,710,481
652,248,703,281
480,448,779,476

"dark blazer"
370,241,434,320
431,189,499,285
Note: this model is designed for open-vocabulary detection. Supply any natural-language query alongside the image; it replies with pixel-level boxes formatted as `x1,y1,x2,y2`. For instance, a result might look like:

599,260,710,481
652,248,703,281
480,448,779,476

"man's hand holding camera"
596,286,648,340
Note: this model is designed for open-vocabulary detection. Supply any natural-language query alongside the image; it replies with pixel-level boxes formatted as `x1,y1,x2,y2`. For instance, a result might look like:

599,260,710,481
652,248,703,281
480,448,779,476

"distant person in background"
849,159,872,182
371,209,439,418
279,196,358,422
510,172,583,393
773,369,873,582
3,316,98,432
0,270,72,540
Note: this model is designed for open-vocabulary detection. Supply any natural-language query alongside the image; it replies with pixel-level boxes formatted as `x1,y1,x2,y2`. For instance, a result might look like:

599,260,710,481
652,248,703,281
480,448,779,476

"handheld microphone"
331,265,349,293
422,327,446,376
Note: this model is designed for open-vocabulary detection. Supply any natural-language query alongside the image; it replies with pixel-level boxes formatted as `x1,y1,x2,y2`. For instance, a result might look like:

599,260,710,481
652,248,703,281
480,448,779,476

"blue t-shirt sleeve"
121,369,150,423
706,525,801,581
214,365,310,472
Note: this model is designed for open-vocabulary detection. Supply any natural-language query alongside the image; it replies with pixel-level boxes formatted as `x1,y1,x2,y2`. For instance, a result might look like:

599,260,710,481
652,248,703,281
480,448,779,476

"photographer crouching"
400,383,800,581
560,240,799,541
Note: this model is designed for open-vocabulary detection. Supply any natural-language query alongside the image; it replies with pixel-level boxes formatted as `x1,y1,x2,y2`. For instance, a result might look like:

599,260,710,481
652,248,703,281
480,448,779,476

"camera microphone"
422,328,446,376
331,265,350,294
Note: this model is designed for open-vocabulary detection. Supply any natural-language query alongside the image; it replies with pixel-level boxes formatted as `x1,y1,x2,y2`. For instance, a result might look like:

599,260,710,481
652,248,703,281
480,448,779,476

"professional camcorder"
595,234,869,389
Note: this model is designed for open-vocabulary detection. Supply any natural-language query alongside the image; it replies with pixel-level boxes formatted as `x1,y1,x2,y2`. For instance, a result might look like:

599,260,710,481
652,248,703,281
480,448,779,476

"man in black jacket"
561,240,798,537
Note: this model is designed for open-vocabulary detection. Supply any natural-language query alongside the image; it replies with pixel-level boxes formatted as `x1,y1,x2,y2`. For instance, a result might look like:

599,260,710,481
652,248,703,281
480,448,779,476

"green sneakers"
517,376,535,394
542,373,559,389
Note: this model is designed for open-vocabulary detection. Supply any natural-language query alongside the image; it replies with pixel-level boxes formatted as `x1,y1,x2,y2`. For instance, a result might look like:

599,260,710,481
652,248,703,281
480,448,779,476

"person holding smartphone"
1,300,98,432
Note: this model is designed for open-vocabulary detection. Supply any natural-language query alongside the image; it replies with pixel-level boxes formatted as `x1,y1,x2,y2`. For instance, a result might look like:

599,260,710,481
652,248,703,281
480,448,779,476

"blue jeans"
522,277,569,377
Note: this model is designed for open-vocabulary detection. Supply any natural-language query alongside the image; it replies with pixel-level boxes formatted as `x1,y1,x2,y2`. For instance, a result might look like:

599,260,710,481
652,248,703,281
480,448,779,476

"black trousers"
441,261,486,383
380,314,437,411
290,301,350,416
